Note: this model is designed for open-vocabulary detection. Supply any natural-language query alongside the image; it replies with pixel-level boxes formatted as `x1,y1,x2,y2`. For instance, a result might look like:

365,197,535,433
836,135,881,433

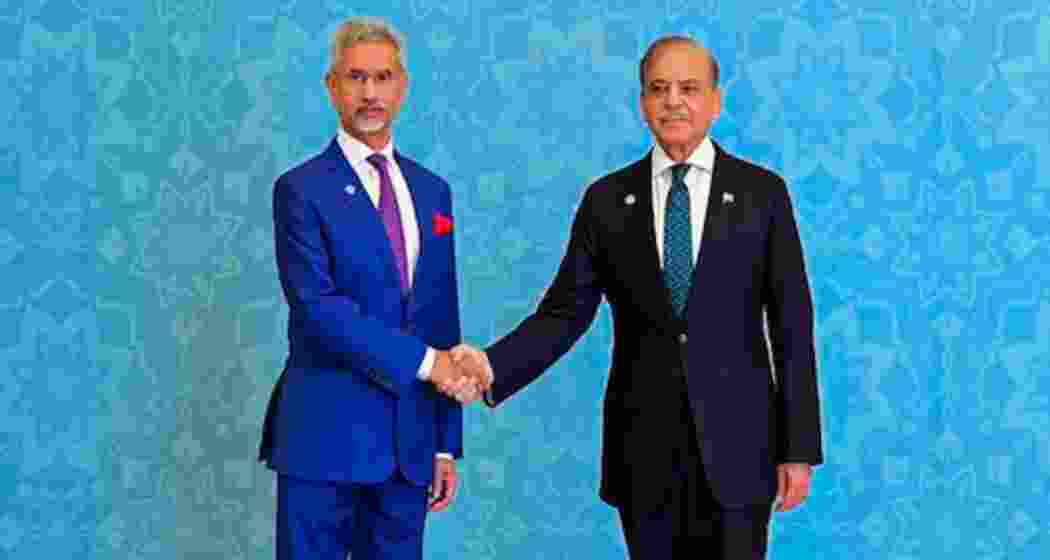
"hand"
450,344,493,393
429,351,480,404
428,456,458,512
448,373,480,404
775,463,812,512
429,351,469,401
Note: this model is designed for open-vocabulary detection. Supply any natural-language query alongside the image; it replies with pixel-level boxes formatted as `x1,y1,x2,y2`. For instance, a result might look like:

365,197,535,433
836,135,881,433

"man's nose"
664,85,682,108
362,77,377,99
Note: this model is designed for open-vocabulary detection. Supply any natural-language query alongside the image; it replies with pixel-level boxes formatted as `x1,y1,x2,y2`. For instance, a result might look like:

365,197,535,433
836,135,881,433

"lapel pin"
625,194,636,206
723,192,734,204
345,185,356,196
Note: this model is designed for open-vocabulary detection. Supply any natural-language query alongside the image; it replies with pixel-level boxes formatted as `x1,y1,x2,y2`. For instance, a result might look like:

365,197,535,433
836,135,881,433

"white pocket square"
722,192,734,204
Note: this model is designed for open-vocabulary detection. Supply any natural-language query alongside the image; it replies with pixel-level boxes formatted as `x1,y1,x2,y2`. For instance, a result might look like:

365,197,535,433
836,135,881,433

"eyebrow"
648,78,704,85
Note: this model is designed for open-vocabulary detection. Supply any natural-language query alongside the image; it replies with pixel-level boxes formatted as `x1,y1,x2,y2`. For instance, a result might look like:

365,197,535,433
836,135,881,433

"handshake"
428,344,493,404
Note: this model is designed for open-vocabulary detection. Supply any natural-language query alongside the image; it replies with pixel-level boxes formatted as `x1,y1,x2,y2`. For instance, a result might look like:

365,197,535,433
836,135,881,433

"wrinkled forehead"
335,40,404,72
645,43,714,83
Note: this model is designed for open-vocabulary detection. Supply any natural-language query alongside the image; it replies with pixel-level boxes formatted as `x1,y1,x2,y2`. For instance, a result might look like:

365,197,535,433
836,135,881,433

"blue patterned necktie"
663,163,693,317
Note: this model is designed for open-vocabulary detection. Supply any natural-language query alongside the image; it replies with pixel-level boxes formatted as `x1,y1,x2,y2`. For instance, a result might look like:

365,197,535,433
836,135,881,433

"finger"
463,362,489,390
787,471,811,511
449,344,474,362
782,486,801,511
447,468,458,504
427,473,445,509
457,385,479,404
451,377,473,399
429,474,452,512
782,470,806,512
474,356,494,390
775,467,788,512
442,376,468,395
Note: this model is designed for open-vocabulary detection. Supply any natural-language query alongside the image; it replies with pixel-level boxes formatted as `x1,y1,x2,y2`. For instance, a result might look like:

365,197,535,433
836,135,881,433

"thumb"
776,467,787,510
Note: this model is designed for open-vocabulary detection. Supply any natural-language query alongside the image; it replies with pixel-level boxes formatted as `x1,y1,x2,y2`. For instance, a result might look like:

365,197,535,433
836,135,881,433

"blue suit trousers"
277,472,428,560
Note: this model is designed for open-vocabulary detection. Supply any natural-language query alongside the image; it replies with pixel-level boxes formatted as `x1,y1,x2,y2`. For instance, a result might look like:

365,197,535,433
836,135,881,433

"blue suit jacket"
259,139,462,487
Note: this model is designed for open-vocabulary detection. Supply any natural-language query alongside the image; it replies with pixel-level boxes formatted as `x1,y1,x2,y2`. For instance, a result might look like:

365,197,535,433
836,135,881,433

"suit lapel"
624,153,679,325
395,151,436,310
683,142,730,315
321,139,403,290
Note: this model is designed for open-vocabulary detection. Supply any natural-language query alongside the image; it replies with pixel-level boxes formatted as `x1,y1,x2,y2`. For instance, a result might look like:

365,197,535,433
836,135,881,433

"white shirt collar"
336,127,396,167
651,136,715,178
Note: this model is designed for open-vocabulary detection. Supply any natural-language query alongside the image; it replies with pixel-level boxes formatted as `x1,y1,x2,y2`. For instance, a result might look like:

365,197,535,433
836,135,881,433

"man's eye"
682,85,699,95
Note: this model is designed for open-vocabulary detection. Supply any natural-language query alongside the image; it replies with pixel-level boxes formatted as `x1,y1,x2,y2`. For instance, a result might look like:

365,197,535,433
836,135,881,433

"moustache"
662,113,689,121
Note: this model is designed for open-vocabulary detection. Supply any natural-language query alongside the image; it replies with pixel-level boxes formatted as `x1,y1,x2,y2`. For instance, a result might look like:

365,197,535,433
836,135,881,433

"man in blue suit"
258,17,484,560
455,36,823,558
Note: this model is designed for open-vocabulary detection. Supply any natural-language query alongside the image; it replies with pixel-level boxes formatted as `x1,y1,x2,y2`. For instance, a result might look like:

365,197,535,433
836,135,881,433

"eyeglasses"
332,69,402,90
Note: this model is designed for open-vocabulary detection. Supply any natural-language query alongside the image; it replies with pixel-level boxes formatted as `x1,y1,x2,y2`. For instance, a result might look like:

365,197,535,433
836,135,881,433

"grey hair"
639,35,719,89
328,17,407,74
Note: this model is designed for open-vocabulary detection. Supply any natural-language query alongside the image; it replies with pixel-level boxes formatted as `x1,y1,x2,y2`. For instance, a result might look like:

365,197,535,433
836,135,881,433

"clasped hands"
429,344,493,404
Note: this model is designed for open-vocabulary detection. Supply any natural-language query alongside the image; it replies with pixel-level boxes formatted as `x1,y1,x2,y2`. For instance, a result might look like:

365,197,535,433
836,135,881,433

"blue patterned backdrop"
2,0,1049,558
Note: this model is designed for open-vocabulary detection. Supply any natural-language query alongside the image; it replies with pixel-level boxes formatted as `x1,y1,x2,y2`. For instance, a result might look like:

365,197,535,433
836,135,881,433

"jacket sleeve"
273,175,427,396
485,187,605,405
763,178,823,465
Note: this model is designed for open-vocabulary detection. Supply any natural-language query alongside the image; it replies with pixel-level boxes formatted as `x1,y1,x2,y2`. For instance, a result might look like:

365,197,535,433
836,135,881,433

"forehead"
337,40,400,70
646,44,711,82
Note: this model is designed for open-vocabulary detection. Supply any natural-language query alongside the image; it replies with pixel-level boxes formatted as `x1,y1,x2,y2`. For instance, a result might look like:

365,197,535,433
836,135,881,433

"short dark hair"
639,35,720,89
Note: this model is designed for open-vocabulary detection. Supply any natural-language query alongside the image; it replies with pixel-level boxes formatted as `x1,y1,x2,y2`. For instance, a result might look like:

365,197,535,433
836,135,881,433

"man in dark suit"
258,17,484,560
453,36,823,558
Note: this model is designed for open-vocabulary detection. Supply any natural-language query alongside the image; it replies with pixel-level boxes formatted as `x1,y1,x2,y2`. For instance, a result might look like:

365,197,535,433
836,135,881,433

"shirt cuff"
416,347,436,380
435,452,454,461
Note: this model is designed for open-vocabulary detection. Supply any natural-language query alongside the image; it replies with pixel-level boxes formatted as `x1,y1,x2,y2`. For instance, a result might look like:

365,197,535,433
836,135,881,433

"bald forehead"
641,38,720,90
647,42,716,83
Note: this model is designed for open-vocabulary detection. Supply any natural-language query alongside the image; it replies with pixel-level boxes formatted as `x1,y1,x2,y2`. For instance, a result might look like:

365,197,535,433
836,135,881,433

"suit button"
679,333,688,344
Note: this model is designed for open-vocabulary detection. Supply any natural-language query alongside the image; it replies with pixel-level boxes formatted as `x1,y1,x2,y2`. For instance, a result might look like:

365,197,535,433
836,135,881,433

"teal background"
2,0,1049,558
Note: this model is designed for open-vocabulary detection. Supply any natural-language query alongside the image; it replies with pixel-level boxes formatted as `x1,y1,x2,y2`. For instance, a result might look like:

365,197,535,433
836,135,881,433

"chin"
353,118,388,134
657,131,694,146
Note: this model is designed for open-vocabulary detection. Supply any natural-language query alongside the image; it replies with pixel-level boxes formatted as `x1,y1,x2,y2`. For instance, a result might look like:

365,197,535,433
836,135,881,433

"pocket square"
722,192,735,204
434,212,453,236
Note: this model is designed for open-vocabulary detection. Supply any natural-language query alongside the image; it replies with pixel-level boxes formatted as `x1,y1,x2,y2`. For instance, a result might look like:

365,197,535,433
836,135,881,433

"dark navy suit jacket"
260,139,462,487
486,144,823,509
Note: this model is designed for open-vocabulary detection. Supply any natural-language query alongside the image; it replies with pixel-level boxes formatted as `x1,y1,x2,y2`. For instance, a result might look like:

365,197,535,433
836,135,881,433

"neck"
348,127,392,152
660,138,704,163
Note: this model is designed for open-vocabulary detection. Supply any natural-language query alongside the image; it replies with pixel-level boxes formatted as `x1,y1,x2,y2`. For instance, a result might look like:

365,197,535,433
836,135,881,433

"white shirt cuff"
436,452,454,461
417,347,436,380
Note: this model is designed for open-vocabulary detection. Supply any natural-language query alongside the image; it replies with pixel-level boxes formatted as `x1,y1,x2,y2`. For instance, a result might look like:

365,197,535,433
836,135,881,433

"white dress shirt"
337,129,422,281
651,136,715,268
337,130,450,460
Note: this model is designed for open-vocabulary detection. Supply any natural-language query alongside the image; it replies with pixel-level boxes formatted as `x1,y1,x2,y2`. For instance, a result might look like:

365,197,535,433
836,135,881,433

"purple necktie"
366,153,409,294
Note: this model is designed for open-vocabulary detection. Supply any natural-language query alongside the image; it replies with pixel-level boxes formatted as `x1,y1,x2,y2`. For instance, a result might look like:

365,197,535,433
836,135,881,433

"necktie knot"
366,153,389,172
670,163,690,187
